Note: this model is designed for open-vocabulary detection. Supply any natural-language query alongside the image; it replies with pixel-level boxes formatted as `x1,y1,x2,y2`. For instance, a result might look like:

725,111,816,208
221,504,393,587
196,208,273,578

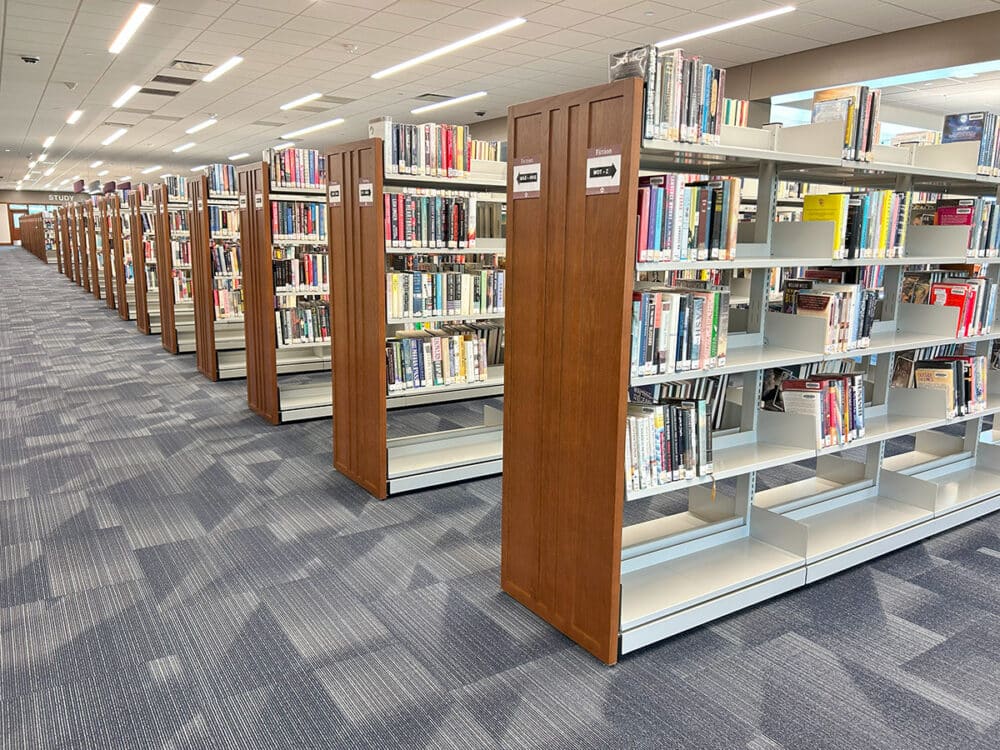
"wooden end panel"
111,196,130,321
190,178,219,380
99,199,116,309
71,205,82,285
154,187,179,354
326,139,388,499
501,79,643,665
79,204,92,294
241,165,280,424
85,202,101,298
130,194,151,334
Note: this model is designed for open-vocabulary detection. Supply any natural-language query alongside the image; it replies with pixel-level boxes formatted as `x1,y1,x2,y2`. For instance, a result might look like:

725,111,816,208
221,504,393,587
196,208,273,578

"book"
914,359,961,417
263,147,326,190
636,175,739,262
630,287,730,375
802,194,849,256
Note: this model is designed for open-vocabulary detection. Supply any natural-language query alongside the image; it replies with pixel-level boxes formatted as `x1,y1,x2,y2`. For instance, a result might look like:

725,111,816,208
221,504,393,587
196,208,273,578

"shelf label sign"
328,183,342,206
586,145,622,195
512,157,541,199
254,194,263,209
358,180,374,206
238,195,247,209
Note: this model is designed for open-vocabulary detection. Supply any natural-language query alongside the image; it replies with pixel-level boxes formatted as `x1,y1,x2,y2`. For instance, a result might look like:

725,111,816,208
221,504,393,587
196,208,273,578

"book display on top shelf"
190,166,247,381
501,77,1000,666
152,181,196,354
128,187,159,335
239,153,332,424
326,125,508,500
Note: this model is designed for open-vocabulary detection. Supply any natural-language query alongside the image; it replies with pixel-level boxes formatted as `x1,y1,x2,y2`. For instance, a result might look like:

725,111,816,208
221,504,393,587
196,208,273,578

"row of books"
636,176,740,262
271,201,326,241
610,47,727,145
810,85,881,161
477,202,505,240
165,175,187,201
626,398,713,490
630,287,730,376
901,271,997,337
145,267,157,291
266,147,326,190
206,164,238,196
630,374,729,432
273,251,327,292
167,210,188,233
140,211,156,235
172,269,192,302
781,373,866,449
209,206,240,236
213,278,244,321
802,191,910,259
171,239,192,268
722,98,749,128
275,299,330,347
211,243,241,277
470,139,506,162
913,355,989,418
384,190,480,248
911,197,1000,257
386,269,506,320
369,118,484,177
941,112,1000,177
386,332,490,393
143,240,155,264
780,277,880,352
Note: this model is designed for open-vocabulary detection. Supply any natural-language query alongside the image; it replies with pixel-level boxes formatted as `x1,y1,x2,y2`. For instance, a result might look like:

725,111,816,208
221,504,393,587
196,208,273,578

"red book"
637,187,650,260
383,195,392,243
929,282,974,336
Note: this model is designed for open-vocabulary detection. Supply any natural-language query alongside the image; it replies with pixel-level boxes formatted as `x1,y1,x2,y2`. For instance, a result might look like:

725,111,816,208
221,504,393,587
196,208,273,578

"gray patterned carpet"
2,244,1000,749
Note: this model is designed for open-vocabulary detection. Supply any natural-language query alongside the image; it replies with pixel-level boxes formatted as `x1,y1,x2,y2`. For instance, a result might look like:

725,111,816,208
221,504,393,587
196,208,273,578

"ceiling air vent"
253,120,284,128
168,59,214,73
413,93,451,103
148,114,183,122
293,95,356,114
139,87,179,97
151,74,197,87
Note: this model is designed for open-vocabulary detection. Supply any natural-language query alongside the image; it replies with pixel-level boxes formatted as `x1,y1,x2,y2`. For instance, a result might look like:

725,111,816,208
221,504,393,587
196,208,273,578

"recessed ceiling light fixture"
280,118,345,139
42,136,55,149
173,142,196,153
38,153,47,162
90,160,103,168
280,92,322,110
411,90,487,114
204,56,243,82
140,165,161,174
372,17,525,79
102,127,128,145
655,5,795,47
186,118,218,134
228,152,250,161
44,167,55,176
272,141,295,151
109,3,154,54
119,176,132,181
98,170,109,176
67,109,84,124
28,161,36,169
112,84,142,108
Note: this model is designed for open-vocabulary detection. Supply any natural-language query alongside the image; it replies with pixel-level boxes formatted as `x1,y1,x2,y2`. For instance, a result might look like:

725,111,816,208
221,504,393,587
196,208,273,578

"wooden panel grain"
501,79,642,665
190,177,219,380
85,202,101,298
325,139,388,499
154,186,179,354
110,195,130,321
79,203,92,294
98,199,115,309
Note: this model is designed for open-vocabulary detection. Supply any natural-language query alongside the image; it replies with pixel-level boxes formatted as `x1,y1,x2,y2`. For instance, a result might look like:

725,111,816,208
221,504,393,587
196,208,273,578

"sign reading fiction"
358,180,374,206
512,157,541,200
585,145,622,195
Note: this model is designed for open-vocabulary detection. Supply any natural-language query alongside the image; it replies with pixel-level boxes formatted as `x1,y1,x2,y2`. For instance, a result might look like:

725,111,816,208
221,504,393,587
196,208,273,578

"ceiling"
2,0,1000,191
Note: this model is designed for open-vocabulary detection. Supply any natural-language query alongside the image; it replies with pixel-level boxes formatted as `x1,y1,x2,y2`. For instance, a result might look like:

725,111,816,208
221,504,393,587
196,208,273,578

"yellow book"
802,194,849,256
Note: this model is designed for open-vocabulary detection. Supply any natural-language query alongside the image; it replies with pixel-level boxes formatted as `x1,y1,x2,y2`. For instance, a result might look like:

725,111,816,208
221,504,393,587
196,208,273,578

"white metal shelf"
387,312,505,325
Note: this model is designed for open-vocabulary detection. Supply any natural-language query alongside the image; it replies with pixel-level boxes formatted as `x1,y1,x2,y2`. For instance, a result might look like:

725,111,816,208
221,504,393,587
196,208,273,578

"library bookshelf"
502,78,1000,665
96,197,117,310
152,183,195,354
71,202,87,291
239,160,331,423
129,189,160,335
106,193,136,321
56,207,70,279
18,215,45,262
325,138,506,499
189,172,246,380
83,200,103,302
53,208,65,274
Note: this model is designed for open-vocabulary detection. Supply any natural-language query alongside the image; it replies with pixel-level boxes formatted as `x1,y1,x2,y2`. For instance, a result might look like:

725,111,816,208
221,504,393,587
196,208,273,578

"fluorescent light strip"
38,154,47,162
109,3,154,54
280,92,322,110
90,160,103,168
655,5,796,47
372,17,526,79
172,142,196,153
190,165,208,171
42,136,55,149
119,176,131,181
140,165,161,174
67,110,83,124
186,118,217,134
112,84,142,108
28,161,36,169
280,118,345,139
102,128,128,145
272,141,295,151
98,170,109,177
411,90,487,114
44,167,55,176
72,175,81,180
159,174,172,179
204,56,243,82
228,152,250,160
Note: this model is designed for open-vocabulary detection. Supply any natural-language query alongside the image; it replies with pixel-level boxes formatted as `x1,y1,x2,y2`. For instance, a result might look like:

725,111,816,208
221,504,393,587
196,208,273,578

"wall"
0,205,9,244
470,116,507,142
